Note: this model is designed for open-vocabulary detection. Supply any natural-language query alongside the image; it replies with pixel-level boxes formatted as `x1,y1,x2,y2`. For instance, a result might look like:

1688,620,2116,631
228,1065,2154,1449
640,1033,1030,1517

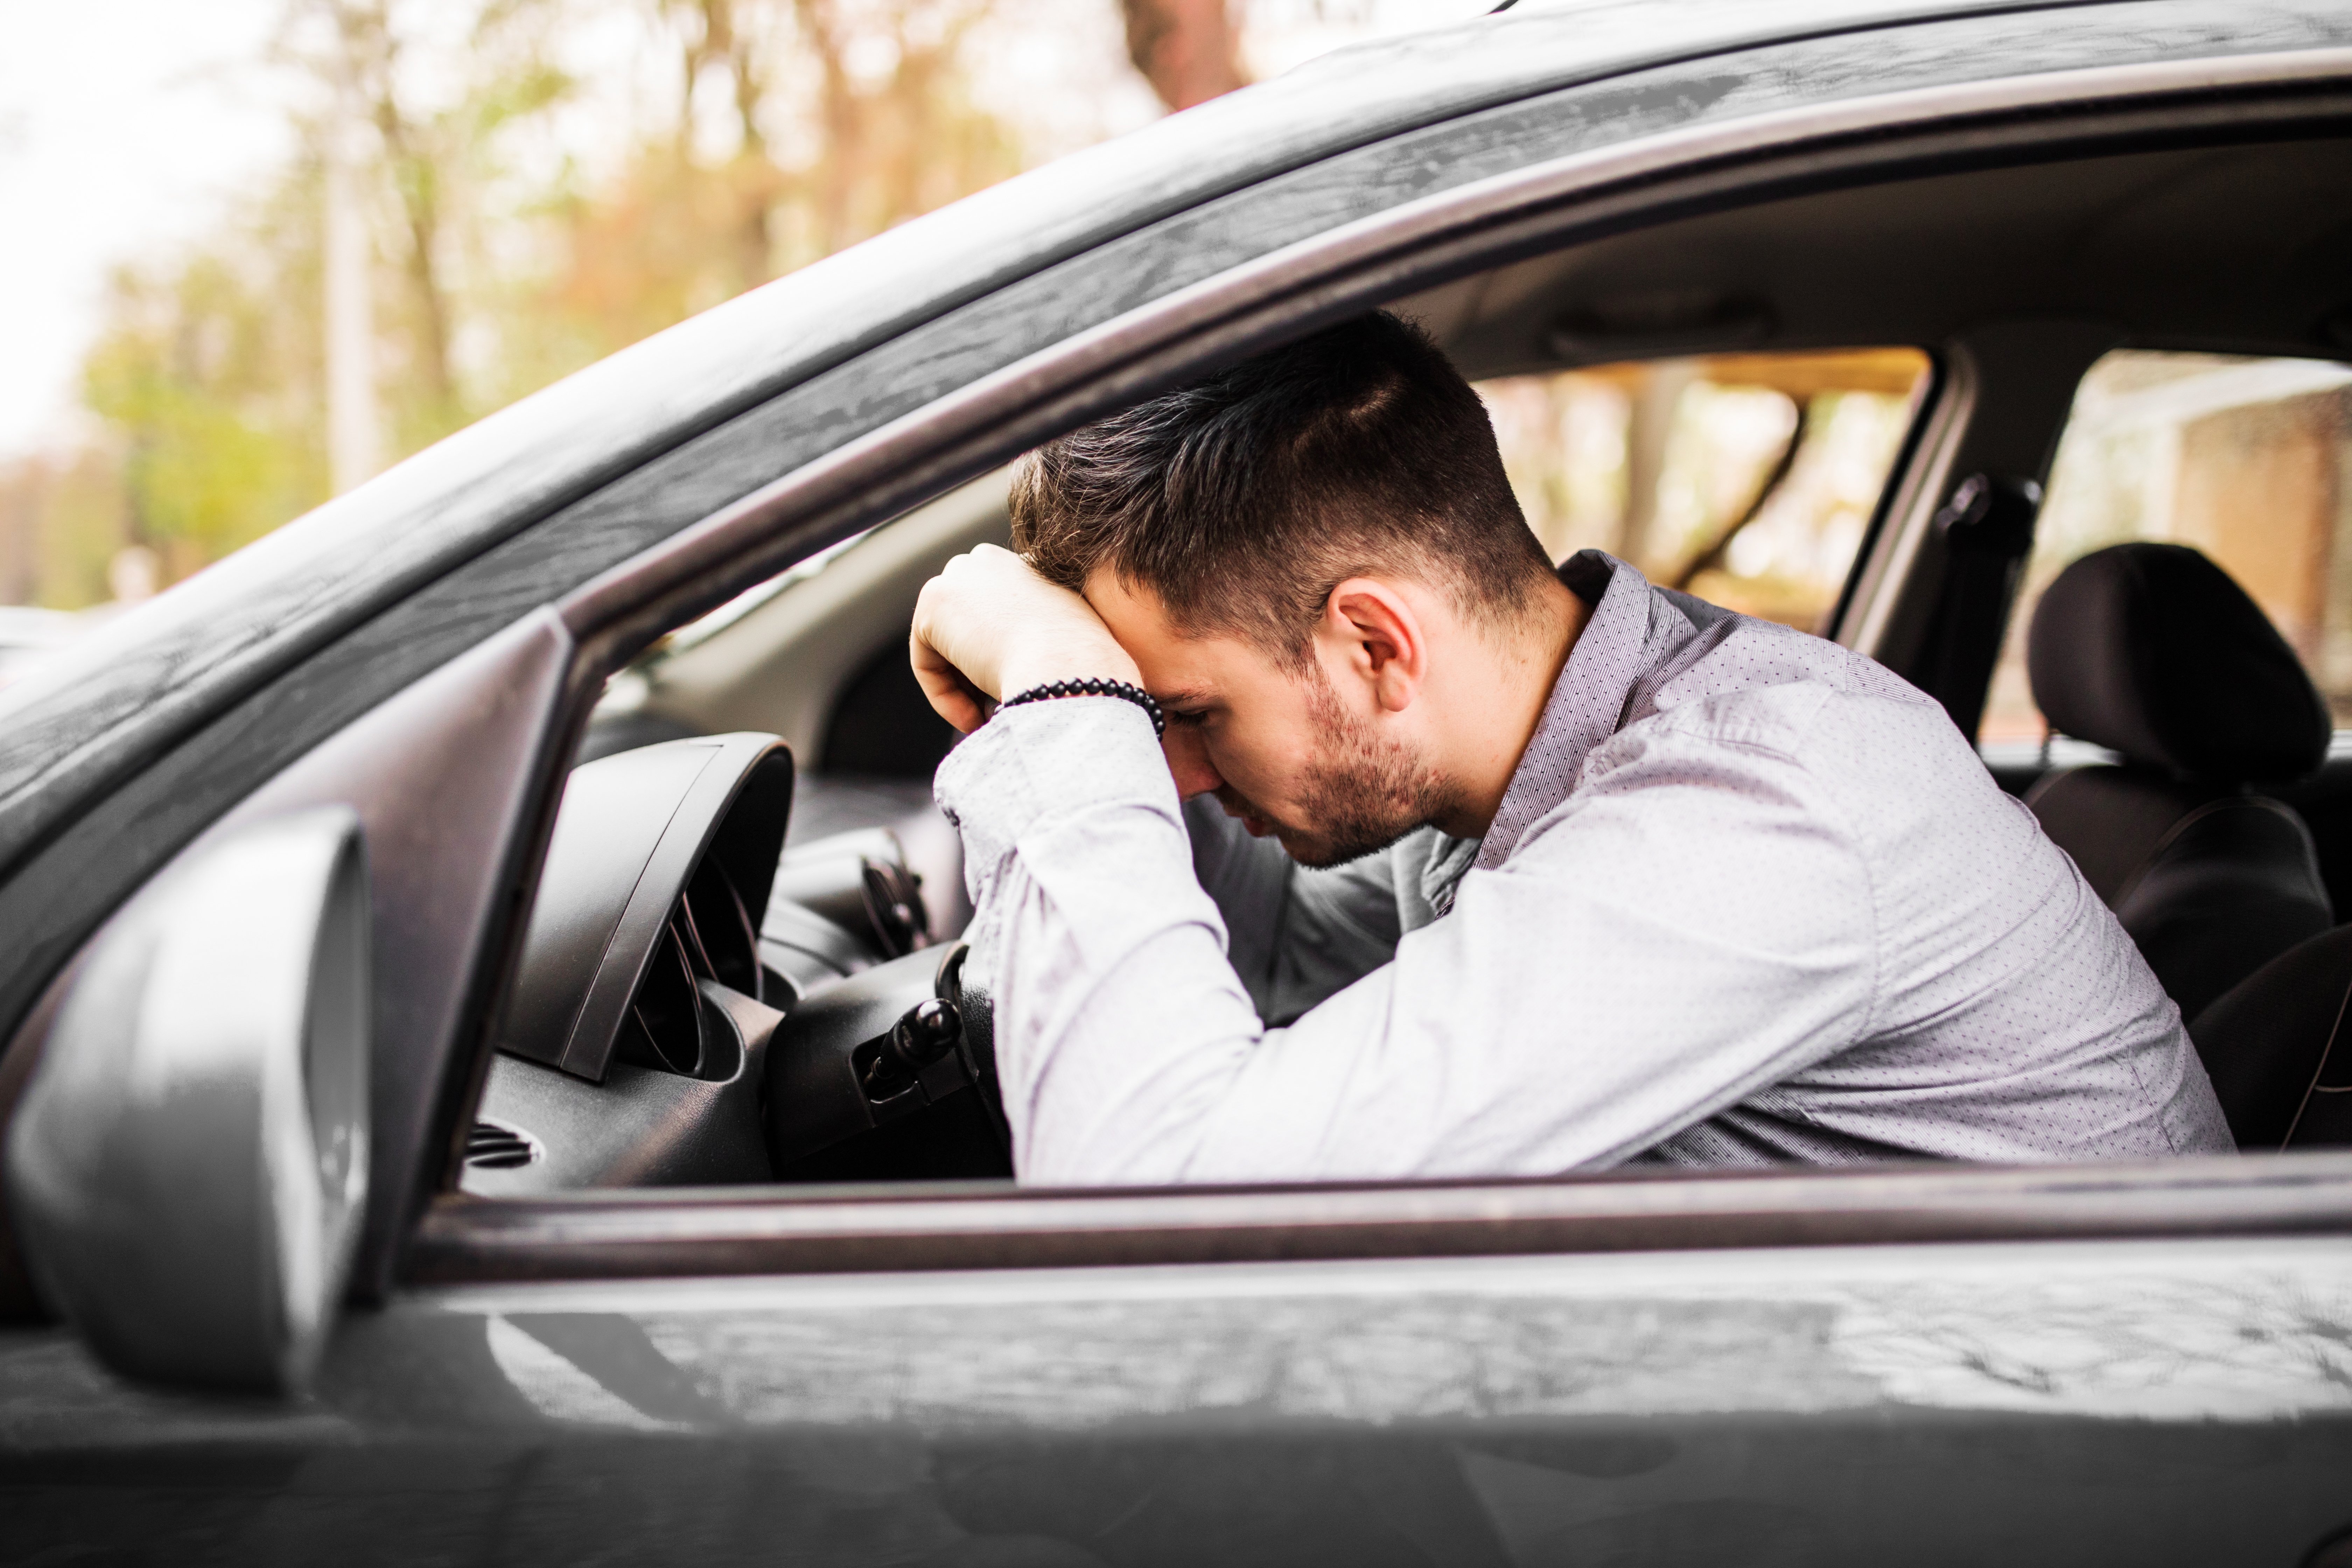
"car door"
7,5,2352,1564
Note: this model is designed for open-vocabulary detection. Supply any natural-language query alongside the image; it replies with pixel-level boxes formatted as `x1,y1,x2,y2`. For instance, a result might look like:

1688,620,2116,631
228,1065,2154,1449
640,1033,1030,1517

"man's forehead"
1083,567,1252,696
1081,562,1161,616
1085,566,1189,646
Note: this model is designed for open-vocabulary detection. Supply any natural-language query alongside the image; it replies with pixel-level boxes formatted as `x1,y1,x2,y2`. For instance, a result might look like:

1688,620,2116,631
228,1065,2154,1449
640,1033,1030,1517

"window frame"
1977,345,2352,748
1472,346,1943,637
388,50,2352,1289
379,55,2352,1289
411,1154,2352,1287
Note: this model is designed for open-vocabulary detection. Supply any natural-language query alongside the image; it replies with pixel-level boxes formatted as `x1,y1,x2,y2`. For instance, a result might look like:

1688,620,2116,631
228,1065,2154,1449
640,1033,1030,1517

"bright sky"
0,0,293,460
0,0,1489,464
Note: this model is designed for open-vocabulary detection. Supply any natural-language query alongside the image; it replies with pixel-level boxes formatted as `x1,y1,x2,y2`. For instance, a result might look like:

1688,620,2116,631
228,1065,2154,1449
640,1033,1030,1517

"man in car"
909,311,2231,1185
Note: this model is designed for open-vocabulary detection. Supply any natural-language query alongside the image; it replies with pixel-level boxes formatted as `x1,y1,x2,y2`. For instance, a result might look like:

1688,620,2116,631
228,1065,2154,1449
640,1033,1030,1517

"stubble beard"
1218,663,1458,870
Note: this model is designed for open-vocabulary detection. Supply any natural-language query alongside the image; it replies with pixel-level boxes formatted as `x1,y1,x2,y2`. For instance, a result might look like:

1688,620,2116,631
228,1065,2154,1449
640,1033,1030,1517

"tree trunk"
795,0,861,257
1120,0,1248,113
373,100,458,419
325,1,458,423
673,0,776,295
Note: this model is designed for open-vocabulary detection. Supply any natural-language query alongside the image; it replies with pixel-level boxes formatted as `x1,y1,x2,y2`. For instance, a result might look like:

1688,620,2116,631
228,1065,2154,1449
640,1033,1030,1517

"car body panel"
4,1237,2349,1561
7,3,2352,1556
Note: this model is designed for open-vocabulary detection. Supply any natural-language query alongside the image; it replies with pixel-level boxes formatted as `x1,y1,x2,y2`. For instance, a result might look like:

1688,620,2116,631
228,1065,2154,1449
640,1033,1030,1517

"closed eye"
1155,688,1219,728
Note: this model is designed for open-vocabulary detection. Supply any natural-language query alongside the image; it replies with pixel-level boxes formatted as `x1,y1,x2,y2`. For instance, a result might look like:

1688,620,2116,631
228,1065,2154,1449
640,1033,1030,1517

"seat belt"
2282,964,2352,1149
1920,472,2042,739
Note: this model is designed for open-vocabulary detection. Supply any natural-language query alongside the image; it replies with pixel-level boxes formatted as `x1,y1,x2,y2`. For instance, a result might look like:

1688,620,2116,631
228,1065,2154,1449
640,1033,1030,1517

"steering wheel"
764,941,1011,1180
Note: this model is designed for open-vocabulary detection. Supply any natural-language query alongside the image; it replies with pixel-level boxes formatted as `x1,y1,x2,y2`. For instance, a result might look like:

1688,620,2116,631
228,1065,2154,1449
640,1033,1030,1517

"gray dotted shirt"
938,551,2232,1183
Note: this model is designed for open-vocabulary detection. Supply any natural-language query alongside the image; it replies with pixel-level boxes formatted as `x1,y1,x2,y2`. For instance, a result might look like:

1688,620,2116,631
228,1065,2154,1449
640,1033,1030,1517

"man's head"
1011,311,1568,867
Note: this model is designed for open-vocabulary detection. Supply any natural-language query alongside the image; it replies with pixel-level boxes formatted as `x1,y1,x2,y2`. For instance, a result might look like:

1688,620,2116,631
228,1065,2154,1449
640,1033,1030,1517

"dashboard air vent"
465,1119,541,1170
617,857,764,1078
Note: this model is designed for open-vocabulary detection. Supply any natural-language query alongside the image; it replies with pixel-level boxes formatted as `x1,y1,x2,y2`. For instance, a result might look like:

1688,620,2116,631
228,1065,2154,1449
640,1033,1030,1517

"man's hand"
910,544,1142,733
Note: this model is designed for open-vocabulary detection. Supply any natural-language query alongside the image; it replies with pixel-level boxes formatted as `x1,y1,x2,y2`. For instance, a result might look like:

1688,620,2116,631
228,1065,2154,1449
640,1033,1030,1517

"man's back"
1549,561,2224,1165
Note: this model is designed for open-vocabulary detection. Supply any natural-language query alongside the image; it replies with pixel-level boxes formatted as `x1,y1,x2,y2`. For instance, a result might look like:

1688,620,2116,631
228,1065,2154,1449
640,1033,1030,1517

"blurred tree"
295,0,576,449
77,188,332,589
0,450,128,610
36,0,1085,602
665,0,783,294
526,0,1021,371
320,1,461,428
1121,0,1246,111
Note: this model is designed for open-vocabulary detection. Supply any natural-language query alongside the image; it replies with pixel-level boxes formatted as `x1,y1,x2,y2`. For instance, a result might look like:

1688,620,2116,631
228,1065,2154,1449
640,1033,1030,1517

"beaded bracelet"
996,676,1166,737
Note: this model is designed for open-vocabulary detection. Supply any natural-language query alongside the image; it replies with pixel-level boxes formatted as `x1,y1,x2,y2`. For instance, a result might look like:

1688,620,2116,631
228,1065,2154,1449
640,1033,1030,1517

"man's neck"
1427,573,1590,842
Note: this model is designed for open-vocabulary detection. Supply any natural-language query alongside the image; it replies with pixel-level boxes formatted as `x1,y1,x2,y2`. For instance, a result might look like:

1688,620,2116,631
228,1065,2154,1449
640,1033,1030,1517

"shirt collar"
1471,551,1696,874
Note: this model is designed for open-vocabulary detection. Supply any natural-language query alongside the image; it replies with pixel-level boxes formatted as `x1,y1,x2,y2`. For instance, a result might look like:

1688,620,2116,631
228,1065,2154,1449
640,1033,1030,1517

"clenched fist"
909,544,1141,733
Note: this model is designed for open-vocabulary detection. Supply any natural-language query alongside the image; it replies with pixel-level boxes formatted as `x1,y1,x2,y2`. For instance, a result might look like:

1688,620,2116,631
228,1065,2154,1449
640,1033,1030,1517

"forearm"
941,700,1269,1183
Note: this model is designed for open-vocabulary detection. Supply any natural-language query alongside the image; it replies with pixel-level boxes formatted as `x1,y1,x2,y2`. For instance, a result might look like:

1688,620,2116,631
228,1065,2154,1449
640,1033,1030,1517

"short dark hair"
1012,310,1554,665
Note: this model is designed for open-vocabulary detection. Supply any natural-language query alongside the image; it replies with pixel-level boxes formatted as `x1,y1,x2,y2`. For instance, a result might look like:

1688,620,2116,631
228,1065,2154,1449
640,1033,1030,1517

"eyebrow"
1154,686,1219,709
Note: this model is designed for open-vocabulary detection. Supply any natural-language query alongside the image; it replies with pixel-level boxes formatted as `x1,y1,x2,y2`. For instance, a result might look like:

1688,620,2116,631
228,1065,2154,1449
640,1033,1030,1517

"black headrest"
2026,542,2329,784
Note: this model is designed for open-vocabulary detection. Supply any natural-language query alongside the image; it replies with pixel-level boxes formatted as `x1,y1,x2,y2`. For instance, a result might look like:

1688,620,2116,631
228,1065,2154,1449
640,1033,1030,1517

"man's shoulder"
1638,608,1946,763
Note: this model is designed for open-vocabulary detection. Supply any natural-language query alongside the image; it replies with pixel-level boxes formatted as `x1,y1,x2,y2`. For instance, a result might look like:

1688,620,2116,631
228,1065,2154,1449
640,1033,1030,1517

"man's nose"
1162,726,1223,798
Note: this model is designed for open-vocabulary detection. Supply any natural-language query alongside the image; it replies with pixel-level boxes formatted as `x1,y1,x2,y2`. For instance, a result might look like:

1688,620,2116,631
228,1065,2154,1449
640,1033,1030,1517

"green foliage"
80,247,330,576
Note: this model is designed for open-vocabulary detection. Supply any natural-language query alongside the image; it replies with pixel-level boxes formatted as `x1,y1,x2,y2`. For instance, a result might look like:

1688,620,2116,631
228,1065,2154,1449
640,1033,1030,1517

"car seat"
2024,542,2334,1025
2187,923,2352,1148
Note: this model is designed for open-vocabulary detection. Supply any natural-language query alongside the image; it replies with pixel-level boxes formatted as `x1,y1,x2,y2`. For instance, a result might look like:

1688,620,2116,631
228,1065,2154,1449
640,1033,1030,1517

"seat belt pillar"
1923,472,2042,740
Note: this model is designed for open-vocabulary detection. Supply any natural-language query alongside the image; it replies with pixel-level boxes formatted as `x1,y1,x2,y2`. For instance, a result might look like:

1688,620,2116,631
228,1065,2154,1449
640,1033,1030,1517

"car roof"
0,0,2163,869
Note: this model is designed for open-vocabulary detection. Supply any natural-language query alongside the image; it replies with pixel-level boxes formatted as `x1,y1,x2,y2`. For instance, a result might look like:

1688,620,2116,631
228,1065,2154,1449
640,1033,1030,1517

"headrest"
2026,542,2329,783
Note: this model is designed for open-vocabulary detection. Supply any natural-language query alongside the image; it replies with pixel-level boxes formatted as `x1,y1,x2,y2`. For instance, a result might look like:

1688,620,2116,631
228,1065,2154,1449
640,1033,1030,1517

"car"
5,0,2352,1561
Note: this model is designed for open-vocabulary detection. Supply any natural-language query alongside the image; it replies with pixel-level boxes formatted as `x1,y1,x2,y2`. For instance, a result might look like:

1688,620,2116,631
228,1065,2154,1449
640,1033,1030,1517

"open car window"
1477,348,1930,633
1981,349,2352,746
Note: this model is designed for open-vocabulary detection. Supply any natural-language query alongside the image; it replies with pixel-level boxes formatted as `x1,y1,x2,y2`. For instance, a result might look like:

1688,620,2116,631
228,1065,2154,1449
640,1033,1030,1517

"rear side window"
1477,348,1931,633
1981,350,2352,743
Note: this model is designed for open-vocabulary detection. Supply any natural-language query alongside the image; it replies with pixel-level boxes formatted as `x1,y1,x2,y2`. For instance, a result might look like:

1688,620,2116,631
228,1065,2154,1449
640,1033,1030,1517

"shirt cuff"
934,696,1178,880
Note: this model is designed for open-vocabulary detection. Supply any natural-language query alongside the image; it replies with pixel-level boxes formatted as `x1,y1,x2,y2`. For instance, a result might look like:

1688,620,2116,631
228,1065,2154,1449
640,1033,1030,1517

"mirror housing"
5,808,370,1394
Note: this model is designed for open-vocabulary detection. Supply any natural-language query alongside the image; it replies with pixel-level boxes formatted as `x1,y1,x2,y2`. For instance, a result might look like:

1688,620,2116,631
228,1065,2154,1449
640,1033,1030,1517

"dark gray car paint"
7,2,2340,1312
3,1239,2349,1563
7,3,2352,1559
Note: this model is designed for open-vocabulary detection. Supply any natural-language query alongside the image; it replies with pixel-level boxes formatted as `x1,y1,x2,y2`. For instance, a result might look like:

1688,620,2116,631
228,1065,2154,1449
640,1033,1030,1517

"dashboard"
463,733,1008,1195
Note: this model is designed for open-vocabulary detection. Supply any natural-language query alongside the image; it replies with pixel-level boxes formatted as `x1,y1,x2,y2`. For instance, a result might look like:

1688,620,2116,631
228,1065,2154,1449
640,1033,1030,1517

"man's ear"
1321,579,1426,713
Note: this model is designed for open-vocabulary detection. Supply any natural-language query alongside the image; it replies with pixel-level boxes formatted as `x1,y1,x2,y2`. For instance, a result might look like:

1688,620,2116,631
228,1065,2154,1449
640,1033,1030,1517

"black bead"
991,678,1168,737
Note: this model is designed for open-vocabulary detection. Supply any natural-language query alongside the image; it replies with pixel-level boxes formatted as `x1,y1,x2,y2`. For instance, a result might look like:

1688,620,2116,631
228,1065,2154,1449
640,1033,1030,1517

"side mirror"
5,808,370,1394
